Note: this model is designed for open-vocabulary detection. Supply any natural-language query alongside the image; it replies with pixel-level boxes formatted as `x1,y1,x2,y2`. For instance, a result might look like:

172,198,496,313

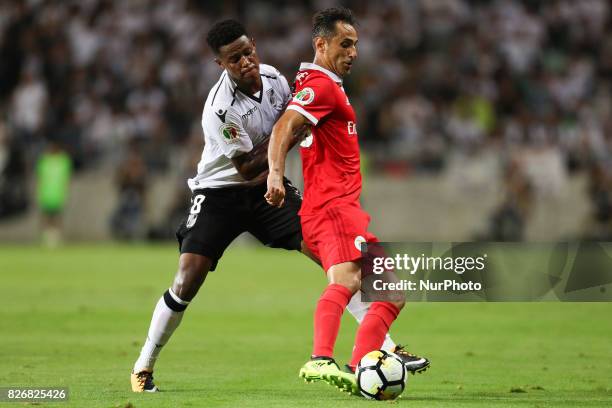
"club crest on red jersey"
293,87,315,105
354,235,366,251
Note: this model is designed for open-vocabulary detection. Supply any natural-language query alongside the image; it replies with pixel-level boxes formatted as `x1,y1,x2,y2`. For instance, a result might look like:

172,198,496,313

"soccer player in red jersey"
266,7,428,393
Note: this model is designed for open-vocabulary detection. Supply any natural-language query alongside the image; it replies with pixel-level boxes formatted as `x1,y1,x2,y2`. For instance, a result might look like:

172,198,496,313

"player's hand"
265,172,285,207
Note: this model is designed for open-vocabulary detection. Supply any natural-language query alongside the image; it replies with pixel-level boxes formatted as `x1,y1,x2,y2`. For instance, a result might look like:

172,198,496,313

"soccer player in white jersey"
130,20,402,393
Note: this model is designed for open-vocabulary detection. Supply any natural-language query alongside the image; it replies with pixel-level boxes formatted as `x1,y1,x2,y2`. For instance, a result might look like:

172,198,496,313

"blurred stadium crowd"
0,0,611,239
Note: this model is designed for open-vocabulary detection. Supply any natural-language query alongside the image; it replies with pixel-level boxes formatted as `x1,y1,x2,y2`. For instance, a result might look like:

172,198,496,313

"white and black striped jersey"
188,64,291,190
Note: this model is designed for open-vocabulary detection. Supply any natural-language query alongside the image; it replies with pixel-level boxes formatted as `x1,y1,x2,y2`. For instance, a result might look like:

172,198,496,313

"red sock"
349,302,400,367
312,283,353,358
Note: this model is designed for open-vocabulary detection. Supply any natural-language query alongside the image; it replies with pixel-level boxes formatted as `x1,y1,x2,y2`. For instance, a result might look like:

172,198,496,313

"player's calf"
132,288,190,380
349,302,401,368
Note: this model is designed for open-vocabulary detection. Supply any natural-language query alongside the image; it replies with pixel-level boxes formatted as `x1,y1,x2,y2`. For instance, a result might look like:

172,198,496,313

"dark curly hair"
312,7,356,39
206,19,248,54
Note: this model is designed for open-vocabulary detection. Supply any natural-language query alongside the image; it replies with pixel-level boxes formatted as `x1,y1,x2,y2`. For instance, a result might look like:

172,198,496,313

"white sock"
346,291,396,351
133,288,189,372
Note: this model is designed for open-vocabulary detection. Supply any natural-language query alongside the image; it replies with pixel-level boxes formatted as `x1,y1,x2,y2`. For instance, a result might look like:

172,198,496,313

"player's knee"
346,273,361,293
173,254,212,301
332,271,361,293
328,262,361,293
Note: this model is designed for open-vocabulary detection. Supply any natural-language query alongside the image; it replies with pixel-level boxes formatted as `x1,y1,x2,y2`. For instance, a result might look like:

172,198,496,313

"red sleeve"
286,75,335,125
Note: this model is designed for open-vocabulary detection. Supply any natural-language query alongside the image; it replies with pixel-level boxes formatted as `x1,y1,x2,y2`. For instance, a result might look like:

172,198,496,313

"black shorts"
175,178,303,271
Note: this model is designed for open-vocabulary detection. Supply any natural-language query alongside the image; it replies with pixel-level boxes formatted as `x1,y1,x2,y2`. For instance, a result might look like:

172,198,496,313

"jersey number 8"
186,194,206,228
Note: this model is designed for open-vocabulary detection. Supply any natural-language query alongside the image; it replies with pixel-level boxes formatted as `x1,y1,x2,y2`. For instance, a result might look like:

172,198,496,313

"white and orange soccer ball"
356,349,407,400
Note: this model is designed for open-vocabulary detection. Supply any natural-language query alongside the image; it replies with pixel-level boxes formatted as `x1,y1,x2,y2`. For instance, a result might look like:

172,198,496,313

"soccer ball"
356,350,407,400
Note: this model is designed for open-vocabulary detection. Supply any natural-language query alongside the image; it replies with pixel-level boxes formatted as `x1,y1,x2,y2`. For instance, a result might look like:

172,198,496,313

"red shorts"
300,203,378,272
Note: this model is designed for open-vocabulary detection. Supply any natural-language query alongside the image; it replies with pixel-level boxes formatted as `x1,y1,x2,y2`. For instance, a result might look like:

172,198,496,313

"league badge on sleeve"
219,123,240,144
293,87,315,105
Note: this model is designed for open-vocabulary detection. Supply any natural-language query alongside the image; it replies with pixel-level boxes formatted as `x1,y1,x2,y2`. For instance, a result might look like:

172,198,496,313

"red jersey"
286,62,361,216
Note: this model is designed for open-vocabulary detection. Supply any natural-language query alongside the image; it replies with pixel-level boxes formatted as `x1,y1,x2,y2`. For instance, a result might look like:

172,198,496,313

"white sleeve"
279,74,292,108
204,108,253,159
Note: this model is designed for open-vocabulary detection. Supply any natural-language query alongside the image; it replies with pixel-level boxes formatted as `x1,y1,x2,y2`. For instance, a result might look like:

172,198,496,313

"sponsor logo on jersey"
293,87,315,105
354,235,366,251
347,121,357,135
220,123,240,143
215,109,227,122
241,106,258,119
295,71,309,85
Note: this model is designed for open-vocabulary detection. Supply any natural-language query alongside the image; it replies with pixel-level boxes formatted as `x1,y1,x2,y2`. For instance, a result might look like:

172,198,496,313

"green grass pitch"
0,244,611,407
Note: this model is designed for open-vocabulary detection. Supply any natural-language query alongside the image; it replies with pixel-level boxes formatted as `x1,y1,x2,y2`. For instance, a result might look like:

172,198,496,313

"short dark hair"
206,19,248,54
312,7,356,39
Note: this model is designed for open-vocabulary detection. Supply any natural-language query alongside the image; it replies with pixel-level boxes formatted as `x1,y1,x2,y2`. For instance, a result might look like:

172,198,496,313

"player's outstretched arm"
266,110,309,207
231,138,271,181
232,124,310,182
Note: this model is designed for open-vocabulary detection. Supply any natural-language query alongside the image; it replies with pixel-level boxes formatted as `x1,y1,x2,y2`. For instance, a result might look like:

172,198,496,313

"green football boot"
299,357,340,382
299,357,360,396
322,369,359,396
